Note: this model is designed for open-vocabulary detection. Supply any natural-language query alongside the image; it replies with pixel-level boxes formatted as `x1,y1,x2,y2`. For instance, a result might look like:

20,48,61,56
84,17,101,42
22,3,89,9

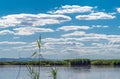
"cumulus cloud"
0,27,54,36
0,30,14,35
57,25,109,32
76,12,115,20
0,5,119,59
91,25,109,28
0,13,71,28
12,42,37,51
43,34,120,48
57,25,90,31
42,35,120,59
61,31,105,41
48,5,93,14
0,41,26,44
61,31,120,44
61,31,107,39
13,27,54,35
43,37,85,52
62,31,120,44
43,37,84,46
62,31,86,37
117,8,120,13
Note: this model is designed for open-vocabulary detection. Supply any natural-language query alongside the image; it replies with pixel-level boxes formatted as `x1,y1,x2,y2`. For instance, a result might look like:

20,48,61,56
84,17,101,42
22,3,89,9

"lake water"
0,65,120,79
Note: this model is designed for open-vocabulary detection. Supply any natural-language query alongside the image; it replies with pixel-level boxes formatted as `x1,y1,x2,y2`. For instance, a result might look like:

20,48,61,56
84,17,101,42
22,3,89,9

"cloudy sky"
0,0,120,59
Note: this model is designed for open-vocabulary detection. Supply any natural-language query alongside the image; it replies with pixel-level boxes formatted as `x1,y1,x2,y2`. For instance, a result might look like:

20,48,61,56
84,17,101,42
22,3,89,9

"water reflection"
0,65,120,79
70,66,91,72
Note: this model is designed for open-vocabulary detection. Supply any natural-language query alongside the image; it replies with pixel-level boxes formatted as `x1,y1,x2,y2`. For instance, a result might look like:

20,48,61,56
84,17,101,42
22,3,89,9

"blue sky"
0,0,120,59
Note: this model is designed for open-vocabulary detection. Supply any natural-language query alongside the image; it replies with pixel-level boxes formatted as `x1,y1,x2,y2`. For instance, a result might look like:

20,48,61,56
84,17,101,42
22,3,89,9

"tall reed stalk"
27,35,58,79
27,35,42,79
51,67,57,79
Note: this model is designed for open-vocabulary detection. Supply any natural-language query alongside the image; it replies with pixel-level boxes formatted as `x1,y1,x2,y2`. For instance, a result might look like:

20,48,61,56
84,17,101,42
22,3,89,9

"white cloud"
48,5,93,14
76,12,115,20
117,8,120,13
0,13,71,28
2,35,119,58
0,41,26,44
62,31,86,37
12,43,37,51
43,37,85,53
57,25,109,32
0,30,14,35
61,31,106,40
61,31,107,38
62,31,120,44
13,27,54,35
91,25,109,28
0,5,119,59
61,31,120,45
43,35,120,47
57,25,90,31
42,36,120,59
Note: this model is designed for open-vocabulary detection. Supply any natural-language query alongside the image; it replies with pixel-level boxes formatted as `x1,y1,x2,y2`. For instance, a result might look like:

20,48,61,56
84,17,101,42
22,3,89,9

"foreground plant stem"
27,35,42,79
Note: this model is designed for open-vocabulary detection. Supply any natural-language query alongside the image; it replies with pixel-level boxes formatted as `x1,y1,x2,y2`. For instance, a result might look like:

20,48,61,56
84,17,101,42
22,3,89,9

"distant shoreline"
0,58,120,66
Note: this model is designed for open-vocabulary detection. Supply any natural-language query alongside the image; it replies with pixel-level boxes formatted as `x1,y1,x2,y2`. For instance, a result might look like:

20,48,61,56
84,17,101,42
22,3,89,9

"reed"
27,65,39,79
51,67,57,79
27,35,42,79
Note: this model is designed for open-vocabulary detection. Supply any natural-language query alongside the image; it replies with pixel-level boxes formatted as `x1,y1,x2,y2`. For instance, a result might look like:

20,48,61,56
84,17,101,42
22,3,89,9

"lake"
0,65,120,79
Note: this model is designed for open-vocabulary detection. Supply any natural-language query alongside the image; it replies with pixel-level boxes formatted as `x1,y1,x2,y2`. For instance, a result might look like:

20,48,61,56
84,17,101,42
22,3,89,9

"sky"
0,0,120,59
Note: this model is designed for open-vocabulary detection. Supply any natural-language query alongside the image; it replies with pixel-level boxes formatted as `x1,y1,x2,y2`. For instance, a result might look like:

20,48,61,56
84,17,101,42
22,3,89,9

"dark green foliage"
113,61,120,65
66,59,91,66
0,62,10,65
0,59,120,66
91,59,120,66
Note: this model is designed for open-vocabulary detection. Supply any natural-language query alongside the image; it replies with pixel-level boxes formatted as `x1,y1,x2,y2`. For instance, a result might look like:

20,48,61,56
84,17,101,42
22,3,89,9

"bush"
65,59,91,66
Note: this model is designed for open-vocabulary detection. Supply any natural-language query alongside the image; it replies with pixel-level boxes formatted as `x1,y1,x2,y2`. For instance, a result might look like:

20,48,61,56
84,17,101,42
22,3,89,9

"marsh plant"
27,65,39,79
51,67,57,79
27,35,58,79
27,36,42,79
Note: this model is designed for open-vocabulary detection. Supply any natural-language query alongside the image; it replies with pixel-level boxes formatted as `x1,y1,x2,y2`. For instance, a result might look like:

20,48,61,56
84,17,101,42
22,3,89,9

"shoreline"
0,59,120,66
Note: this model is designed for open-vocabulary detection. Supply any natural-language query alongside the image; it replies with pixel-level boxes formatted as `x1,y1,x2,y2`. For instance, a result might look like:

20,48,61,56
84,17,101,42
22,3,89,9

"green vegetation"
51,67,57,79
0,59,120,66
27,35,42,79
91,59,120,66
65,59,91,66
27,65,39,79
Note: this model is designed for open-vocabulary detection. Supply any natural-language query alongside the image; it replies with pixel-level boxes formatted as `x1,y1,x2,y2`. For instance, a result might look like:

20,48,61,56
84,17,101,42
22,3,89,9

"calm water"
0,65,120,79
